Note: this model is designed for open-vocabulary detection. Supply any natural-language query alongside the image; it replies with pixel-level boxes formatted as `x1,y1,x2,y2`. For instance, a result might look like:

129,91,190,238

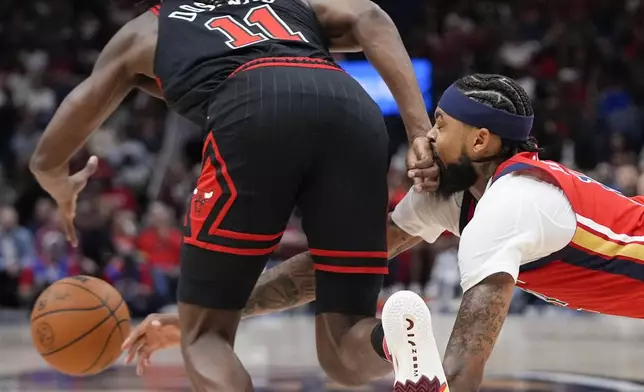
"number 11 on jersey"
207,4,308,49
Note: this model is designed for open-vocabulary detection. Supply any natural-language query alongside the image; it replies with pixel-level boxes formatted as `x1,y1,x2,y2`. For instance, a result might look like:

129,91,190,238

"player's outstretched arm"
30,13,158,175
442,273,514,392
30,13,159,245
308,0,436,190
309,0,431,142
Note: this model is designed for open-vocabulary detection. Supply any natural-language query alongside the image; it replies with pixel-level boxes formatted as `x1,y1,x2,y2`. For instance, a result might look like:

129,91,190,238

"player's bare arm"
122,215,422,372
442,273,515,391
308,0,437,190
308,0,430,140
29,12,159,244
31,11,158,172
243,251,316,318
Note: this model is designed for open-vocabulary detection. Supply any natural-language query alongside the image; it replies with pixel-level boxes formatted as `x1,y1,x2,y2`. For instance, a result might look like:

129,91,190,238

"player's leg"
177,70,310,391
296,76,392,386
299,72,445,388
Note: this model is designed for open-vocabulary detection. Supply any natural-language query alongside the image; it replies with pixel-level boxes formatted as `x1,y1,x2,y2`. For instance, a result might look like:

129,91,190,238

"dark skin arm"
30,12,159,245
307,0,430,141
442,273,515,391
31,12,158,172
307,0,437,191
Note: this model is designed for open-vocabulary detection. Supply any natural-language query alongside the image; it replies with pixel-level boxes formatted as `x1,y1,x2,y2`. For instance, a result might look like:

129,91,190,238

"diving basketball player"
29,0,441,390
125,74,644,392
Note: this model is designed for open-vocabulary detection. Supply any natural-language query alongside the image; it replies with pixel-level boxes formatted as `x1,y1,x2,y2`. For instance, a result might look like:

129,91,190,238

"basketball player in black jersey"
30,0,439,390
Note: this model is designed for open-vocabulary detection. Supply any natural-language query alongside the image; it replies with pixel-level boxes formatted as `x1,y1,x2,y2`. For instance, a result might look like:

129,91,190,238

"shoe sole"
382,290,449,391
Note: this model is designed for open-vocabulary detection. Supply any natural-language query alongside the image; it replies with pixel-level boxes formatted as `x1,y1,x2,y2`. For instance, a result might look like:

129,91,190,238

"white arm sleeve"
390,188,461,243
458,174,577,292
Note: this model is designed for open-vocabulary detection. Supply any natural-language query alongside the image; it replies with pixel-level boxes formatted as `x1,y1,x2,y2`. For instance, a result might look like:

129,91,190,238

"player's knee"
317,349,369,387
315,315,375,387
183,353,253,392
180,324,253,392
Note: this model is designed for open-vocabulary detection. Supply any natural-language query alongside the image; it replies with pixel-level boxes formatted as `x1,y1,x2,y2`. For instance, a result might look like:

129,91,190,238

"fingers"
407,137,433,170
408,166,439,193
124,335,145,365
408,155,434,170
413,179,439,193
136,356,152,376
414,144,431,162
408,166,440,193
83,156,99,178
407,166,439,180
122,322,145,352
70,155,99,192
136,346,155,376
123,319,163,375
59,206,78,247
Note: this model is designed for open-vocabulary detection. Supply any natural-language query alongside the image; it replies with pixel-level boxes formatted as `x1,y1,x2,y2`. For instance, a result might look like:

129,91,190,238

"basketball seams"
40,313,113,357
56,280,127,342
82,319,130,375
55,281,108,305
31,305,105,322
39,294,126,358
32,277,131,375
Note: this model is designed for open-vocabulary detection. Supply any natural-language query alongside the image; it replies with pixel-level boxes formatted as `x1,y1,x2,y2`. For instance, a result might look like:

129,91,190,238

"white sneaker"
381,290,449,392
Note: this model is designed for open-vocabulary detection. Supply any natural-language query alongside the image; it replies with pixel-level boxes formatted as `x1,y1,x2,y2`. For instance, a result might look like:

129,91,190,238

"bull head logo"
193,188,214,215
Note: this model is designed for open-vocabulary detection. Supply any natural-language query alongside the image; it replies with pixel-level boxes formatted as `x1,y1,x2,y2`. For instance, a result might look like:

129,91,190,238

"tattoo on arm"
241,214,422,318
242,252,316,318
387,214,423,259
443,273,514,391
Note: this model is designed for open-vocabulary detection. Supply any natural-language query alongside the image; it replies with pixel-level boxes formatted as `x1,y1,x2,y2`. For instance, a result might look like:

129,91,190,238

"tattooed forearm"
242,251,316,318
443,273,514,391
387,214,423,259
240,215,423,318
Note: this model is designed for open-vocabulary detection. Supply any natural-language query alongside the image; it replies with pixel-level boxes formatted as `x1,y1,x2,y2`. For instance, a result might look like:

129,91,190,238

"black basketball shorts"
178,57,389,316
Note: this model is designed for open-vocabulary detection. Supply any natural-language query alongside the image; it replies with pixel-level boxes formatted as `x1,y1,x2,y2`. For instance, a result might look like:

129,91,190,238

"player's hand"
122,313,181,376
406,137,439,192
32,156,98,247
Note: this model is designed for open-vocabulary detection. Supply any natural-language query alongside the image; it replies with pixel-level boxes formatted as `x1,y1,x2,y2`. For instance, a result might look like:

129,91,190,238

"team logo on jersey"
193,188,214,215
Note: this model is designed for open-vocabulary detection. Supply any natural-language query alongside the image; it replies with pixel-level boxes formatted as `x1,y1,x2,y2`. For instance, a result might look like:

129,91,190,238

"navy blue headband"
437,84,534,141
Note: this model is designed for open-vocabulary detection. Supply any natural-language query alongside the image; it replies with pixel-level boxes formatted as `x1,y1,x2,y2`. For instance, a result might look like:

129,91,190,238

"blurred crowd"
1,0,644,316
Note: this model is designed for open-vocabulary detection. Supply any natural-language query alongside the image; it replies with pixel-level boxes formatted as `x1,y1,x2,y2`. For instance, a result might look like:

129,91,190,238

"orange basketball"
30,275,131,376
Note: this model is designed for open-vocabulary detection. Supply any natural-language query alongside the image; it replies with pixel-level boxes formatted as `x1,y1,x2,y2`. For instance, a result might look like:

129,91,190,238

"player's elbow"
325,1,387,34
349,2,389,30
29,152,48,175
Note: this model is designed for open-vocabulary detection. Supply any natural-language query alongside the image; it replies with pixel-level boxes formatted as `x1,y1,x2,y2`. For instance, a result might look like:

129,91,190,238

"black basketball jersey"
153,0,334,125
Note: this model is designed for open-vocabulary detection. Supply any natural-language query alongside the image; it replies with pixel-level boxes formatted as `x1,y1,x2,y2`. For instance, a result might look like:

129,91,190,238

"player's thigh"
179,104,307,311
299,98,390,317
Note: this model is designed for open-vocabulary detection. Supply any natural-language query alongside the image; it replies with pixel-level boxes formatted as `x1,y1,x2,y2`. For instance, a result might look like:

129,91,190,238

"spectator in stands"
27,197,55,233
19,226,80,309
137,202,181,303
0,205,35,307
2,0,644,315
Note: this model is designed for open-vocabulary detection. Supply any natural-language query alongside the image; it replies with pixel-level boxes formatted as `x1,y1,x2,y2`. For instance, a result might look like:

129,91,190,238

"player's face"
429,109,480,199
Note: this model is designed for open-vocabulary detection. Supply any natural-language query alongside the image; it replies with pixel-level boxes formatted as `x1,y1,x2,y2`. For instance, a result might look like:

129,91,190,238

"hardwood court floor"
1,312,644,391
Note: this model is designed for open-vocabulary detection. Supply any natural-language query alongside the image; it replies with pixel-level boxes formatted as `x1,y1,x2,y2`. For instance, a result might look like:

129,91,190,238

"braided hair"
453,74,541,160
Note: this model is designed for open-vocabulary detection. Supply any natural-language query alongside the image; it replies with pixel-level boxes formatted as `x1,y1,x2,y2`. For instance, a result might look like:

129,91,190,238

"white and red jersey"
489,152,644,318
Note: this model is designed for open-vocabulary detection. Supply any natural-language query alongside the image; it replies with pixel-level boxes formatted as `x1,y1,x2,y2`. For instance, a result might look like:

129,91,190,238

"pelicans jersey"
490,152,644,318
